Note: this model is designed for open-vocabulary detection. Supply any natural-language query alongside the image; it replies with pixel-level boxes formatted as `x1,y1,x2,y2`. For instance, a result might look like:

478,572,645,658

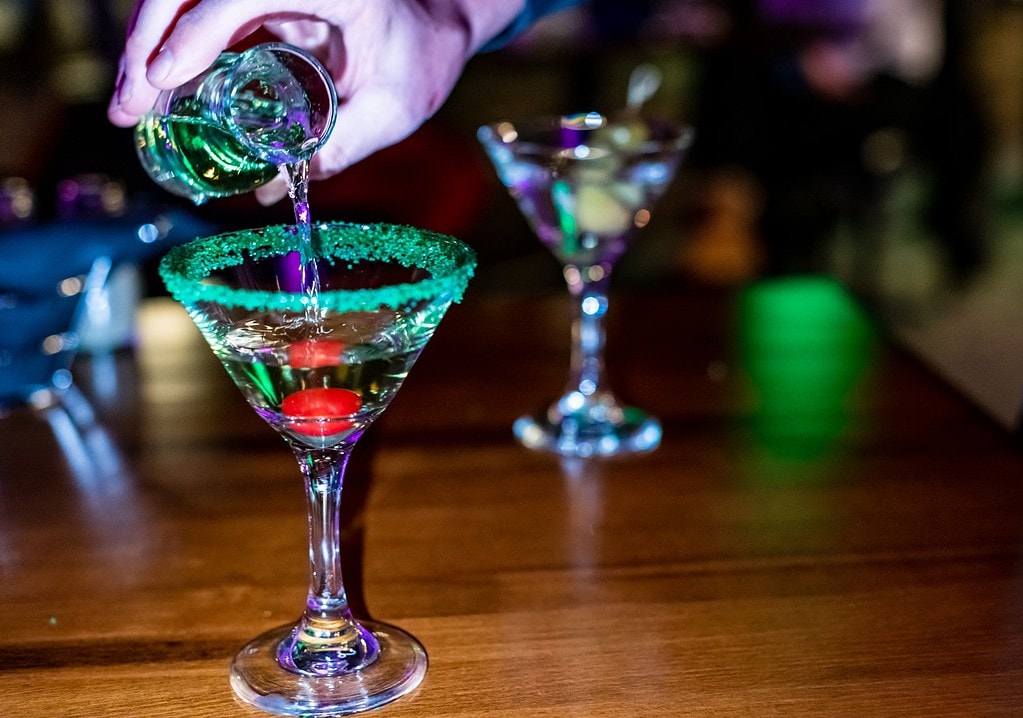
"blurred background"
0,0,1021,426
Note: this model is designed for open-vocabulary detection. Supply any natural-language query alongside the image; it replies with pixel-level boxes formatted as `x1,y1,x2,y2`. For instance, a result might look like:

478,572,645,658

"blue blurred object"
0,209,215,409
480,0,586,51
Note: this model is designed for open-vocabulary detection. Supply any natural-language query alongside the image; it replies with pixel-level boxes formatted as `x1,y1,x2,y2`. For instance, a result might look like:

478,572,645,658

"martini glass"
478,112,692,457
159,222,475,716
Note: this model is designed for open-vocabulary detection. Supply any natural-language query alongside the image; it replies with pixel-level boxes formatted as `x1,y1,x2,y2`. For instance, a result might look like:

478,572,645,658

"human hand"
108,0,524,204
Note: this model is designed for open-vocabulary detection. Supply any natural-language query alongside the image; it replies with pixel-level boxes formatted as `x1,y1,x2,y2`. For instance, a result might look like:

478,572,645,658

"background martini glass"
478,112,692,457
160,222,475,716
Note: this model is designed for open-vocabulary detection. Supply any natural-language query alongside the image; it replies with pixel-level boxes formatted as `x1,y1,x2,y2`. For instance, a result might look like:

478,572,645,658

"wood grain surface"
2,280,1022,717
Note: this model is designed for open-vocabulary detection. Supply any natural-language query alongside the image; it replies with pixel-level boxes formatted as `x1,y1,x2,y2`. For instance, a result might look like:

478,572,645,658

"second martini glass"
160,222,475,716
479,112,692,457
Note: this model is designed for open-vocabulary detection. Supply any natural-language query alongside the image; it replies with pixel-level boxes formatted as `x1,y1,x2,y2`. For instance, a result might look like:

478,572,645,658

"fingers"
109,0,305,126
141,0,274,86
255,90,427,205
107,0,473,190
109,0,193,125
254,89,419,202
310,88,421,178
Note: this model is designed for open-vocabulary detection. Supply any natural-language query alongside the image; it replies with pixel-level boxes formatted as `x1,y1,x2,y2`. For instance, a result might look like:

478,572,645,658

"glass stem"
565,264,612,400
276,445,380,676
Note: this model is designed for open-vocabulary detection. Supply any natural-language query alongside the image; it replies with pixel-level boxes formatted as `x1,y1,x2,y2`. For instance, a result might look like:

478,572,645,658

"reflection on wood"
1,285,1022,716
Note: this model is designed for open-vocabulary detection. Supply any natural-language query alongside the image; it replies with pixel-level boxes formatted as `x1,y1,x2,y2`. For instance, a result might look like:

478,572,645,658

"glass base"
513,396,662,458
230,620,427,716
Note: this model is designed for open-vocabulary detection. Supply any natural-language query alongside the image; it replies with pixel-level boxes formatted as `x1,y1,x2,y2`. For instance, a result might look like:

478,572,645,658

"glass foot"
514,394,661,458
230,620,427,716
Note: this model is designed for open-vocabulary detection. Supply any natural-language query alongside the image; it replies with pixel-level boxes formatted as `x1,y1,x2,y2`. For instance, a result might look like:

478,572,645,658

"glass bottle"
135,42,337,204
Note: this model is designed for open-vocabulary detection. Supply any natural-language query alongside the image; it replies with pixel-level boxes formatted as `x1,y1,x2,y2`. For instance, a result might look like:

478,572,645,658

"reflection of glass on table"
0,255,110,411
0,205,211,412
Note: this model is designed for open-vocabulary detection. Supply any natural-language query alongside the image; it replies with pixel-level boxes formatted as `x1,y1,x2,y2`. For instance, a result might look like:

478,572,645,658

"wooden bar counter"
2,273,1022,716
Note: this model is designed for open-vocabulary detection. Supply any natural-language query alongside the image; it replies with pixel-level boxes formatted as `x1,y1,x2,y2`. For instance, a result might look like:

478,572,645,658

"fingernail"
148,48,174,84
113,60,130,105
117,76,133,107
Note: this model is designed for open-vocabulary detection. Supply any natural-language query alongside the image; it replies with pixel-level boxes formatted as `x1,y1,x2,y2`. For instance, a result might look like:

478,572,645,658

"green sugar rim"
159,222,476,312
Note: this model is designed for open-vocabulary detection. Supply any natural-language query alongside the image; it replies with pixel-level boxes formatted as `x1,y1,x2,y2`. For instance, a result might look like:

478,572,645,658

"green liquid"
223,352,415,447
213,312,428,447
135,114,279,204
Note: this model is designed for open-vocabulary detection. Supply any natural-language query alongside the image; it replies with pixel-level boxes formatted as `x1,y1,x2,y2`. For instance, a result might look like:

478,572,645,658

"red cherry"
281,387,362,436
289,338,345,369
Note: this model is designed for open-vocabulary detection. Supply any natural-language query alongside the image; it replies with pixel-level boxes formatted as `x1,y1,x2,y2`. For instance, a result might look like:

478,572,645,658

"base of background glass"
513,404,662,458
230,620,427,716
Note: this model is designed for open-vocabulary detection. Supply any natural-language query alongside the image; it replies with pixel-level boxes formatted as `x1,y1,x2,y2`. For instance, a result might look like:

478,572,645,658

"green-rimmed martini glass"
160,222,475,716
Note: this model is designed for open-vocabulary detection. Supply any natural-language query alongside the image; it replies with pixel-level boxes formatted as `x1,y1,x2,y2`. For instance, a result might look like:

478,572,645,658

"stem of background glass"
276,444,380,676
564,263,612,400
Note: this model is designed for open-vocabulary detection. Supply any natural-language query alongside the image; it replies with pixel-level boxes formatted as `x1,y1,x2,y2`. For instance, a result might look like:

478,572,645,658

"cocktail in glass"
159,221,475,715
478,112,691,457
